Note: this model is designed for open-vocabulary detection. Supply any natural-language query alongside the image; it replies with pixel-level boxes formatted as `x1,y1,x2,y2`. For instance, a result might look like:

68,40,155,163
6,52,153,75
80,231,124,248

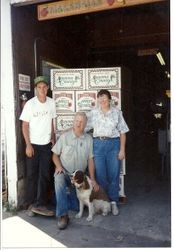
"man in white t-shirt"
19,76,57,216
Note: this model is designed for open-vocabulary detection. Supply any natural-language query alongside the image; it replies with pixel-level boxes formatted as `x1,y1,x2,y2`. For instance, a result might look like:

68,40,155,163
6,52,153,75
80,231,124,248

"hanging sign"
38,0,125,20
37,0,165,20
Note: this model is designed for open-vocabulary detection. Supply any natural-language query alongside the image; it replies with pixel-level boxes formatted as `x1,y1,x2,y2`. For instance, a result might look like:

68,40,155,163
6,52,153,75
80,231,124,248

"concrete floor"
2,165,171,248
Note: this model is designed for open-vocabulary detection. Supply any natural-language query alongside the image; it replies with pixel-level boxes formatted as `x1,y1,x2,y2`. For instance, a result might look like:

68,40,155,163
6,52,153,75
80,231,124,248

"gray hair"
74,111,87,121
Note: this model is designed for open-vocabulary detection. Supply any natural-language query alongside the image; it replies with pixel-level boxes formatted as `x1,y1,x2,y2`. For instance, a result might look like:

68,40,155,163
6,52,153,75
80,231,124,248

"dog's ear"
83,176,90,190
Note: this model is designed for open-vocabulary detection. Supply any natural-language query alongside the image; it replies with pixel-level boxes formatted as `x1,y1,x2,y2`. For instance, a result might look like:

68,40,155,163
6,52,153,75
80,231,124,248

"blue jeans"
93,138,120,202
54,173,79,217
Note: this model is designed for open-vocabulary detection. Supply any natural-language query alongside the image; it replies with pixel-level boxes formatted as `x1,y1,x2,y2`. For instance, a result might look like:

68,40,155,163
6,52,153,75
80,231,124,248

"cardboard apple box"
76,91,97,111
55,113,75,132
53,91,75,113
86,67,121,90
51,68,85,90
109,89,121,109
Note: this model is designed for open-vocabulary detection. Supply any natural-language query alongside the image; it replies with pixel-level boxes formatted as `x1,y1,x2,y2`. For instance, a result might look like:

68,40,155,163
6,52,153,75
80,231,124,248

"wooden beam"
90,32,169,48
37,0,167,21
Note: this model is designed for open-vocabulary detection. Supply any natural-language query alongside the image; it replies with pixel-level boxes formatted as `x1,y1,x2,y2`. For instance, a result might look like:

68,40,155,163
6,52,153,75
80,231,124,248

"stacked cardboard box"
51,67,129,199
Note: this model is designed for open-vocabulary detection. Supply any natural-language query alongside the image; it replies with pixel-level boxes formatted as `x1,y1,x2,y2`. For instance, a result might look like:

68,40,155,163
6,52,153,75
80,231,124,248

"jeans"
26,143,52,207
93,138,120,202
54,173,79,217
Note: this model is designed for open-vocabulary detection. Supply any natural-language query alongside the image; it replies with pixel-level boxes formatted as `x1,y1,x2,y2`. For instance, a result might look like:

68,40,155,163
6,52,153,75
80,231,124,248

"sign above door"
37,0,165,21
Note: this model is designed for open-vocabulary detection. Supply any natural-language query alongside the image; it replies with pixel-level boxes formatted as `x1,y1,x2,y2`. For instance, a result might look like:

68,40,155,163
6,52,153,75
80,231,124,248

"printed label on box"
109,89,121,109
51,69,85,90
55,114,75,132
53,91,75,113
76,91,97,111
86,67,121,90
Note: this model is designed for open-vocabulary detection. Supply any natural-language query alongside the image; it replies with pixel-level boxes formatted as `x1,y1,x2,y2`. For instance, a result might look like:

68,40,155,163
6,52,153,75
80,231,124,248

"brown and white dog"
71,170,111,221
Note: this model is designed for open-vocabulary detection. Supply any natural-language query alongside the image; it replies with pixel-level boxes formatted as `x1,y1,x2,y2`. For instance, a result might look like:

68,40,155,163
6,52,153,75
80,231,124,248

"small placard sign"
19,74,30,91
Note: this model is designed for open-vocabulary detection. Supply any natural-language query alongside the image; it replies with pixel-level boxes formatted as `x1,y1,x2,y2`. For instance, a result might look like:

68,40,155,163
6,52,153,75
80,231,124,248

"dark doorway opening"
11,1,170,207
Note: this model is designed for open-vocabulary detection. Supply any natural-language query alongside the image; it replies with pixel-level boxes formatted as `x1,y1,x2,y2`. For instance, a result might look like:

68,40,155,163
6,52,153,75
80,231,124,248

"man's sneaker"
57,215,69,230
111,201,119,215
26,205,35,217
31,206,54,216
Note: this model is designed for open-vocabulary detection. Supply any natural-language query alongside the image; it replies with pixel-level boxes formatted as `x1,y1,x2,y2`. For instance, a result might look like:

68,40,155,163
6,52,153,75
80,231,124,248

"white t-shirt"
20,96,57,145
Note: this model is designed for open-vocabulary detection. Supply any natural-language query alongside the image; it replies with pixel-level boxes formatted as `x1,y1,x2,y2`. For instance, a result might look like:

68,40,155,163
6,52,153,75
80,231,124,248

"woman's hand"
118,149,125,160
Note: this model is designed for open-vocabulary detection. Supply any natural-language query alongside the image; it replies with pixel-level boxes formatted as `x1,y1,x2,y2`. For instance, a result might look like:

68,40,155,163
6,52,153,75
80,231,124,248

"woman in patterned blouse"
86,89,129,216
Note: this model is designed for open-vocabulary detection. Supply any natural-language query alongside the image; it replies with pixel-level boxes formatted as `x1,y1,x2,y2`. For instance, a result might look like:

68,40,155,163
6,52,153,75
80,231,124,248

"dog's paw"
86,216,93,221
75,213,82,219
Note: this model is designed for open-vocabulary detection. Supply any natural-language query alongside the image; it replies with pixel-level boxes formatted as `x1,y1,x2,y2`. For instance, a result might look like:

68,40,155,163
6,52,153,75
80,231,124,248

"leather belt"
94,136,112,140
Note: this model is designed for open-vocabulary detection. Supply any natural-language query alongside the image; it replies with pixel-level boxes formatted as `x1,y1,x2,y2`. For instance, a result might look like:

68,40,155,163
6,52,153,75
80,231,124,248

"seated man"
52,112,99,230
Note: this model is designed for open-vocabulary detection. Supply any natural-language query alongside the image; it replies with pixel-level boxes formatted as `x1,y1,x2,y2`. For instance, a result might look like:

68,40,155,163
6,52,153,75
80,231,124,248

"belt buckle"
100,136,105,140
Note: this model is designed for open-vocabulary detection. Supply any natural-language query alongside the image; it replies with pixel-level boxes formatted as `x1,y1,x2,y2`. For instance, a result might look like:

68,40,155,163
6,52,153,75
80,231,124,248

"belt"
94,136,112,140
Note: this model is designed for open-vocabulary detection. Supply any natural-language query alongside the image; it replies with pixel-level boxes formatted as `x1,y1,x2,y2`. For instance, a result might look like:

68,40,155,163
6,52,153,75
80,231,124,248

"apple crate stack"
51,67,127,201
